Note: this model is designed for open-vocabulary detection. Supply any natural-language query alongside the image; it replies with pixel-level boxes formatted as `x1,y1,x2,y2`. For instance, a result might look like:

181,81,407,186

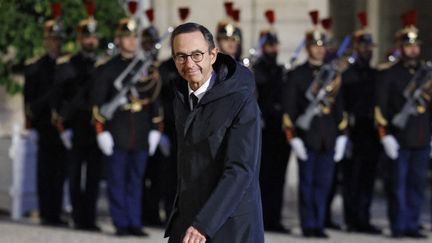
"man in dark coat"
52,13,102,231
252,29,290,233
340,12,381,234
165,22,264,243
24,15,67,227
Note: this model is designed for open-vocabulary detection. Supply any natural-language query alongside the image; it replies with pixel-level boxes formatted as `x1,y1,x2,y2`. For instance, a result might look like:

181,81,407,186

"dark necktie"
190,93,199,110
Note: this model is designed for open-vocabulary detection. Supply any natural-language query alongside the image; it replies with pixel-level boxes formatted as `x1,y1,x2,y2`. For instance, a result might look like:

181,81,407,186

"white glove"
381,135,399,160
97,131,114,156
290,137,308,161
60,129,73,150
159,134,171,157
334,135,348,162
148,130,162,156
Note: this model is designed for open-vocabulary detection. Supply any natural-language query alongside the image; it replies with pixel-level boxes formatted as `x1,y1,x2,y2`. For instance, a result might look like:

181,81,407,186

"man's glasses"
173,51,207,64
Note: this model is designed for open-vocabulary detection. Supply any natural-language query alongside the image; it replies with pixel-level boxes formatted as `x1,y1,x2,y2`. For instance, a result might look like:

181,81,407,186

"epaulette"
56,54,72,65
95,55,112,67
25,56,41,66
376,61,396,71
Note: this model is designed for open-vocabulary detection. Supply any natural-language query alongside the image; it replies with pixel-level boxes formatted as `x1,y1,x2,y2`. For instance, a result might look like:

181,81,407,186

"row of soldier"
22,0,432,240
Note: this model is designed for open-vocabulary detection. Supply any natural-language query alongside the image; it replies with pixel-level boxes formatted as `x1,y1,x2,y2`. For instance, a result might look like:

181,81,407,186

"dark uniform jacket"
165,53,264,243
54,52,98,148
376,60,432,148
342,60,379,142
92,54,163,151
253,55,285,131
283,62,345,151
24,55,58,129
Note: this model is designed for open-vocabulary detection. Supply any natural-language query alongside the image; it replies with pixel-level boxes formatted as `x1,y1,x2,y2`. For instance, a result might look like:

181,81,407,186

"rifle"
100,51,155,120
295,36,351,131
391,61,432,129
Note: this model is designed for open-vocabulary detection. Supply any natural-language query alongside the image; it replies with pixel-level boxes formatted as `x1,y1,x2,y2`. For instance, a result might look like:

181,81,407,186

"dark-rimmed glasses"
173,51,207,64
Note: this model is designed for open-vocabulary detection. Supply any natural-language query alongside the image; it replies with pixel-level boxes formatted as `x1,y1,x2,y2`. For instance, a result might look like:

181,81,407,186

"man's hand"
182,226,206,243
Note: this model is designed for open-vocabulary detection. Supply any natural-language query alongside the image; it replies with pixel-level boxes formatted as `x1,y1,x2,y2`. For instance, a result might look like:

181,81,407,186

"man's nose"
184,56,195,67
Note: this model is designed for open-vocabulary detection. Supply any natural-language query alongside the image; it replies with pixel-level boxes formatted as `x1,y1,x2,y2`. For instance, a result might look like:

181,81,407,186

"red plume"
84,0,96,17
406,10,417,26
179,7,190,22
52,2,61,19
232,9,240,23
145,8,154,23
357,11,368,28
309,10,319,26
224,2,234,17
264,10,275,25
321,18,332,31
128,0,138,15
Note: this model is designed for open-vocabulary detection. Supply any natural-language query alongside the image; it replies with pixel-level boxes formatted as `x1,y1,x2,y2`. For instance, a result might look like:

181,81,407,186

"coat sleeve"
281,70,298,140
192,94,262,238
375,69,391,138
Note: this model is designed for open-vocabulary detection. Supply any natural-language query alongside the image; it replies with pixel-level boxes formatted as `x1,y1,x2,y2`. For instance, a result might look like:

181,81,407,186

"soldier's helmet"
116,0,139,36
305,10,327,46
396,10,420,45
353,12,374,47
44,2,65,39
142,8,160,54
77,0,98,37
216,2,241,43
259,10,279,46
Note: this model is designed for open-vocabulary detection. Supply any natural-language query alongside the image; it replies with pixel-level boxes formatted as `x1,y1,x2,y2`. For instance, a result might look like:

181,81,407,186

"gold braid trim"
374,106,388,127
338,112,348,131
92,106,106,123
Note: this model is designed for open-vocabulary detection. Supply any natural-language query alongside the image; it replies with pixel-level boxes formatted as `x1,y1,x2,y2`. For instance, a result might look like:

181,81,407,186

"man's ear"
114,36,120,46
210,47,219,64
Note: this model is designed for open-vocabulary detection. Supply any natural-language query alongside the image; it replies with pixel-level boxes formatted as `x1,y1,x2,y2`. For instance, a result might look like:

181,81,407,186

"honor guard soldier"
252,10,290,234
91,1,163,236
281,10,348,238
215,2,242,61
340,12,382,234
52,1,102,231
375,10,431,239
23,2,67,227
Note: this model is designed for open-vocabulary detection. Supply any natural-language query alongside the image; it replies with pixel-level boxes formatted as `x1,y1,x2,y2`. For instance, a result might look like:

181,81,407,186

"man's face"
44,36,62,57
262,43,279,57
172,31,218,86
217,37,238,58
356,44,373,61
117,34,139,54
307,44,327,62
79,35,99,52
401,43,421,59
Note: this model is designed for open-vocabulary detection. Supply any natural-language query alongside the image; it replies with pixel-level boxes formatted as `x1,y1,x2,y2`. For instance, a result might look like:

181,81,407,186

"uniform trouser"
388,148,429,234
259,129,290,227
37,128,66,222
298,149,335,231
342,135,381,227
107,148,148,229
68,146,102,227
142,150,165,224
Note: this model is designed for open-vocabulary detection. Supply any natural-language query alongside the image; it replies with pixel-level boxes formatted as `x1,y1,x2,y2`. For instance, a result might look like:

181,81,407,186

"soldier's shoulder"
56,54,73,65
376,61,397,71
25,55,43,66
95,54,113,67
